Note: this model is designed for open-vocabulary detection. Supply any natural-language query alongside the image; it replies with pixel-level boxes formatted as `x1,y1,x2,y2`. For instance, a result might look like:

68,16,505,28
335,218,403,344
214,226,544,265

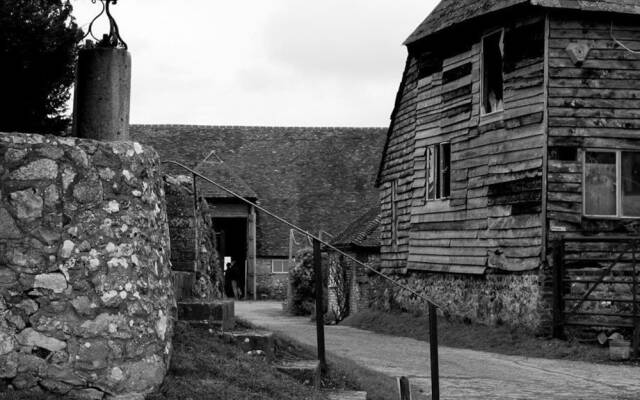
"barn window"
426,143,451,201
271,259,289,274
391,180,399,246
481,30,504,115
584,150,640,218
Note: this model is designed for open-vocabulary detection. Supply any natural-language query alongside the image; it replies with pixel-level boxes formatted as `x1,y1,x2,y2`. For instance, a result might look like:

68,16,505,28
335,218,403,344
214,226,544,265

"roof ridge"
131,124,386,131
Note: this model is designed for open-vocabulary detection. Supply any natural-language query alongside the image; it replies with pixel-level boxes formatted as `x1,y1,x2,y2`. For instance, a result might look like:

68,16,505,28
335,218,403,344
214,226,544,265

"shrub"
287,248,328,317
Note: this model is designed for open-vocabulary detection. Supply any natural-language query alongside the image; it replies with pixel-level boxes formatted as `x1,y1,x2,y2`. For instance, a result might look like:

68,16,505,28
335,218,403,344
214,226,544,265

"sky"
69,0,439,127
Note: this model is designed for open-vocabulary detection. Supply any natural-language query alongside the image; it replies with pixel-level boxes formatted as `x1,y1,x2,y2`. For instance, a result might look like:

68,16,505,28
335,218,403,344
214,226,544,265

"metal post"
429,303,440,400
313,239,327,373
552,240,565,339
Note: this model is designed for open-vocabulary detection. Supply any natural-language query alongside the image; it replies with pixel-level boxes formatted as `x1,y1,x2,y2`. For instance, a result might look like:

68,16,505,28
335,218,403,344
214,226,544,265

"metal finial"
83,0,128,49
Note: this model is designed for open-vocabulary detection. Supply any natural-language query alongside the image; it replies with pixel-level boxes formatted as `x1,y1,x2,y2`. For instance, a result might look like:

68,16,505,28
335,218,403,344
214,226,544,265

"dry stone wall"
0,133,175,399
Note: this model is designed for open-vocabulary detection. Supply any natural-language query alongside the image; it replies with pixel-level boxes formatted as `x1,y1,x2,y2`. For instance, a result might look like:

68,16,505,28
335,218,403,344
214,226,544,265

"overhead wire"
611,21,640,55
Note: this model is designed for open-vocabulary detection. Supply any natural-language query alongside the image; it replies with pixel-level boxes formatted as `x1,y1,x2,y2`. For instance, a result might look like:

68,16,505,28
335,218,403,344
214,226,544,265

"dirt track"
236,301,640,400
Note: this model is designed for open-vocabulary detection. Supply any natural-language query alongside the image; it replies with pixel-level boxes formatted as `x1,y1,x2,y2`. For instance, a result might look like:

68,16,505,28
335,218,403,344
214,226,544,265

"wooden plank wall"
379,57,419,268
547,12,640,242
380,14,547,273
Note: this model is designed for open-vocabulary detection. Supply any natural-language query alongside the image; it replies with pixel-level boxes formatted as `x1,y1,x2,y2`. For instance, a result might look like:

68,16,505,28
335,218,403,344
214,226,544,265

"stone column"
72,48,131,141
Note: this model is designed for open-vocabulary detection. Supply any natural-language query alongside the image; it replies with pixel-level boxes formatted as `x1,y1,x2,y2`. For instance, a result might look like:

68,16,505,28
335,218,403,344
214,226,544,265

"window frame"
271,259,289,274
480,28,505,117
425,142,451,202
583,149,640,219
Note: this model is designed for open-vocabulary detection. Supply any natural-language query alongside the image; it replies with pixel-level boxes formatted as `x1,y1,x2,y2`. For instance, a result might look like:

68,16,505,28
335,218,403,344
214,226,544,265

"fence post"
192,173,199,273
632,241,639,358
397,376,411,400
552,240,565,339
313,239,327,373
428,303,440,400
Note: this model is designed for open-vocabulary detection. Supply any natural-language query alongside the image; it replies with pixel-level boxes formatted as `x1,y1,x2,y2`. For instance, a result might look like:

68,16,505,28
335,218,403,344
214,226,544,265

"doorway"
215,217,247,298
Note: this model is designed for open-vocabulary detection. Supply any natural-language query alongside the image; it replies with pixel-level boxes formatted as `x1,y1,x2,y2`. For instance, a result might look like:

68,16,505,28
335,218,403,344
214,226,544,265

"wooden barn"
377,0,640,336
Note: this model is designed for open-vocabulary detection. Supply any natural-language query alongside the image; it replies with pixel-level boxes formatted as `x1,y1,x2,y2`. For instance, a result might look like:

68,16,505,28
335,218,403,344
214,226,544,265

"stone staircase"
177,300,367,399
177,299,235,330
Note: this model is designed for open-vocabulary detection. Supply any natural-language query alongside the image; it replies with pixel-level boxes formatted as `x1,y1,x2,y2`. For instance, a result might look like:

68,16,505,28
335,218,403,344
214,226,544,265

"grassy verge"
341,309,634,364
271,333,412,400
147,323,320,400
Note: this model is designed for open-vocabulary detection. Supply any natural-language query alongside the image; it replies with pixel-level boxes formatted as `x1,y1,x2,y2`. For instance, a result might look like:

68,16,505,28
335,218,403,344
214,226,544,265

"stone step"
221,329,275,360
275,360,321,389
177,300,235,330
326,390,368,400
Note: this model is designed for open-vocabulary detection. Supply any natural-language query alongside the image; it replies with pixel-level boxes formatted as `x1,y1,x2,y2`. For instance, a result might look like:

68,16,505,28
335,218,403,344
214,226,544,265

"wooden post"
192,173,199,272
632,241,639,358
397,376,411,400
428,303,439,400
247,206,257,300
552,240,565,339
313,239,327,373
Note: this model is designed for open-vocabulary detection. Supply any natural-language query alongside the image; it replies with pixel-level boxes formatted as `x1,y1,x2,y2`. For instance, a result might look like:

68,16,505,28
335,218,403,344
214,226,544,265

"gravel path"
235,301,640,400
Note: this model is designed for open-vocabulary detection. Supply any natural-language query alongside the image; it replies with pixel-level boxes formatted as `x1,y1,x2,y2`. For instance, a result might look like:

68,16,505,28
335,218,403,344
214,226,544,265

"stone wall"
367,271,543,332
164,176,221,301
328,250,379,321
255,258,287,300
0,133,175,399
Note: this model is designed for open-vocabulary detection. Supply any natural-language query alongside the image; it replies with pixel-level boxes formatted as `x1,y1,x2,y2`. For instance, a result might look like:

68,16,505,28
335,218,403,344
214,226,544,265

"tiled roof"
131,125,386,257
405,0,640,45
194,160,257,199
331,206,381,249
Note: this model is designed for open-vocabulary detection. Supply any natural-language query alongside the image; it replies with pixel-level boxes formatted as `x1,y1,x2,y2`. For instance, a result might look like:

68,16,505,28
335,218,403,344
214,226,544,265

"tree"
0,0,83,134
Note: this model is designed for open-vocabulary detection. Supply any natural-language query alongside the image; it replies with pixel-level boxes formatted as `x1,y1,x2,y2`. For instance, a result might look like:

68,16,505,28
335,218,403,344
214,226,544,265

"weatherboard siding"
546,12,640,241
380,15,546,273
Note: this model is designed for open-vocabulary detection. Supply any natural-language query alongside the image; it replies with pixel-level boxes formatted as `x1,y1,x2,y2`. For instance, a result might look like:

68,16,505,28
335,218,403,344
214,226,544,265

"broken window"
584,150,640,217
481,30,504,115
622,152,640,217
426,143,451,201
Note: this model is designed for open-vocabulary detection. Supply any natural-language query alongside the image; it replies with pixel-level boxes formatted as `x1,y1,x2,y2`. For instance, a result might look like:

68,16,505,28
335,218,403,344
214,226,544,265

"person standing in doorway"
229,260,243,299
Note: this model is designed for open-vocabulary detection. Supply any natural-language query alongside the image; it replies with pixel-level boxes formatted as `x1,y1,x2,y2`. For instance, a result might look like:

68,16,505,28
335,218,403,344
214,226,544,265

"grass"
0,323,321,400
342,309,640,365
271,332,411,400
147,323,320,400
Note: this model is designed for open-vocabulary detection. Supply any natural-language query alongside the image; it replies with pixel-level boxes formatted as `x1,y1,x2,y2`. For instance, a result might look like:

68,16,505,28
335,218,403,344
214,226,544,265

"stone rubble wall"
255,258,288,300
327,250,379,321
0,133,175,399
164,175,221,300
366,271,543,332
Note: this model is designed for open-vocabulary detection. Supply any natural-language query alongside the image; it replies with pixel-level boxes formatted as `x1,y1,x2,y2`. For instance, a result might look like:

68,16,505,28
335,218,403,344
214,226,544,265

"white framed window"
584,150,640,218
426,143,451,201
271,259,290,274
481,29,504,115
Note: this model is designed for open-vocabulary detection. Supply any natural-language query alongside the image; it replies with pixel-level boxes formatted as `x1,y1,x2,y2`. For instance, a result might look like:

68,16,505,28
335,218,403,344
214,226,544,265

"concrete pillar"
72,48,131,141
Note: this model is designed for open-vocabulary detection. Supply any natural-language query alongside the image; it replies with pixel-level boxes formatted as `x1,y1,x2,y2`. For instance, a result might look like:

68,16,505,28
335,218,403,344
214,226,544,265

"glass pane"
426,146,435,200
441,143,451,197
584,152,616,216
622,152,640,217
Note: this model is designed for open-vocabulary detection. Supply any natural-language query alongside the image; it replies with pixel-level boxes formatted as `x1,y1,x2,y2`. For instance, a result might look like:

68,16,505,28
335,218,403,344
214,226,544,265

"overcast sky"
69,1,438,127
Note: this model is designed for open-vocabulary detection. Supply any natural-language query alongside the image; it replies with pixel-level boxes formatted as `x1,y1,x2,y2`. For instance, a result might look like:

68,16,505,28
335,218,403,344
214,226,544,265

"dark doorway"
214,217,247,298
